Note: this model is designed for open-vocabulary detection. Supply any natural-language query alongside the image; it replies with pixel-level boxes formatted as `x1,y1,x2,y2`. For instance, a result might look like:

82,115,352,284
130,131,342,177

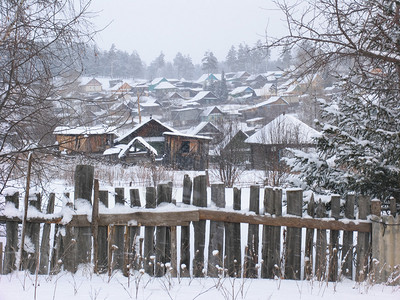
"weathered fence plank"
342,194,355,279
155,183,172,277
180,174,192,277
315,200,327,281
356,195,371,282
285,189,302,280
113,187,125,271
245,185,260,278
192,175,207,277
128,188,141,271
225,187,242,277
144,187,156,275
208,183,225,277
262,187,282,279
92,181,100,274
328,195,340,281
22,192,42,273
39,193,55,274
372,214,400,284
304,194,315,280
4,191,19,274
98,190,109,273
74,165,94,267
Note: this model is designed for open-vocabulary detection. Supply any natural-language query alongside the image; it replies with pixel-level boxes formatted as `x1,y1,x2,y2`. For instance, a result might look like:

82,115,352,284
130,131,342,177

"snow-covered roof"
118,136,158,158
154,81,176,90
103,144,126,156
245,114,320,145
186,121,219,136
200,106,223,117
163,131,212,140
54,125,117,135
229,86,254,96
150,77,166,86
115,118,178,143
191,91,216,102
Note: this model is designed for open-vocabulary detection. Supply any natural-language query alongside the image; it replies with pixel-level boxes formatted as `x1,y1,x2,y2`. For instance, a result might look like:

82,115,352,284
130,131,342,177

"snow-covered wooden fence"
1,165,399,284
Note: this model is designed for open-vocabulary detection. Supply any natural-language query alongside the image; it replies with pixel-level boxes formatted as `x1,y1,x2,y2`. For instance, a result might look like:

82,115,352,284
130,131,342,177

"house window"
180,141,190,153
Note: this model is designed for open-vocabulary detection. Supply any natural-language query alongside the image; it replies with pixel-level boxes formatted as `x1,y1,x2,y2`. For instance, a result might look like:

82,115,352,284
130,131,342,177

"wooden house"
239,96,290,123
245,114,320,170
163,132,211,170
54,125,116,154
190,91,219,106
79,78,102,93
228,86,257,103
200,106,225,123
114,118,177,159
149,77,168,91
219,130,251,168
186,121,222,145
171,107,202,127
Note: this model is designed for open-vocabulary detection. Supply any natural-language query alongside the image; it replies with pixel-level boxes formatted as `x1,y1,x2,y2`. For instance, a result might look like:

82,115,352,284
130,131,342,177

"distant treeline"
81,40,289,80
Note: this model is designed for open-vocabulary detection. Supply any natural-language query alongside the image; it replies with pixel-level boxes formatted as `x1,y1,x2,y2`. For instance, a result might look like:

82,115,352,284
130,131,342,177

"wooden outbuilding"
54,125,116,154
163,132,211,171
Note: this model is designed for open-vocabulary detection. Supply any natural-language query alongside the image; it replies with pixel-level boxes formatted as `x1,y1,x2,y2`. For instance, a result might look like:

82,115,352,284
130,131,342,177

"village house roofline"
54,125,117,135
115,118,178,143
117,136,158,158
245,114,321,145
163,131,212,140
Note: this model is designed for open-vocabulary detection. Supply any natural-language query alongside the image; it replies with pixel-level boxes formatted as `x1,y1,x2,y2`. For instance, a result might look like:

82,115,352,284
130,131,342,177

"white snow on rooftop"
245,114,320,145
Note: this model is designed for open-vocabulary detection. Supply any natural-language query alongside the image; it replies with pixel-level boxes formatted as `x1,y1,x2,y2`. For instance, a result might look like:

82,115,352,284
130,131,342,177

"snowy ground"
1,268,399,300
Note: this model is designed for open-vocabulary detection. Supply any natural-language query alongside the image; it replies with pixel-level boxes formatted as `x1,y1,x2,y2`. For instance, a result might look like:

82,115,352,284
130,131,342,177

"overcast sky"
90,0,286,65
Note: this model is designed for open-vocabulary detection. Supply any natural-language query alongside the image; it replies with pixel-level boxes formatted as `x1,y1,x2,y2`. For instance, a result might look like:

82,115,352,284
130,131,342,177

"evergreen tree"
216,70,228,101
201,51,218,74
226,45,238,72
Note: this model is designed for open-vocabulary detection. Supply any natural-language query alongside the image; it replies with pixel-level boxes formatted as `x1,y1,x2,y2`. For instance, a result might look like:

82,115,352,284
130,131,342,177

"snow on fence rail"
0,165,399,284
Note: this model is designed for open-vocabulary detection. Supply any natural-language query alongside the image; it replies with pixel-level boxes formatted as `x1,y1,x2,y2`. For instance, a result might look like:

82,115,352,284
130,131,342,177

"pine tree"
202,51,218,74
226,46,238,72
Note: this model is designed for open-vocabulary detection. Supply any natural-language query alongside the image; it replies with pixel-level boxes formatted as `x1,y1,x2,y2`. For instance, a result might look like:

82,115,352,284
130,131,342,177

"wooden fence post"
328,195,340,281
39,193,55,274
342,193,355,279
315,200,327,280
208,183,225,277
285,189,303,280
155,183,172,277
0,242,3,274
180,174,192,277
114,187,125,271
304,193,315,280
244,185,260,278
64,201,77,273
4,191,19,274
98,190,109,273
144,187,156,275
74,165,94,267
262,187,282,279
372,203,400,284
92,180,100,274
50,193,68,274
129,188,141,271
192,175,207,277
356,195,371,282
22,192,41,273
225,187,242,277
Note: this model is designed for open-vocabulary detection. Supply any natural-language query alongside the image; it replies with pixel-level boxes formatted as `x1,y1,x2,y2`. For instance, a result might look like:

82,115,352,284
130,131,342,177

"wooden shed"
163,132,211,171
54,126,116,154
245,114,320,170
